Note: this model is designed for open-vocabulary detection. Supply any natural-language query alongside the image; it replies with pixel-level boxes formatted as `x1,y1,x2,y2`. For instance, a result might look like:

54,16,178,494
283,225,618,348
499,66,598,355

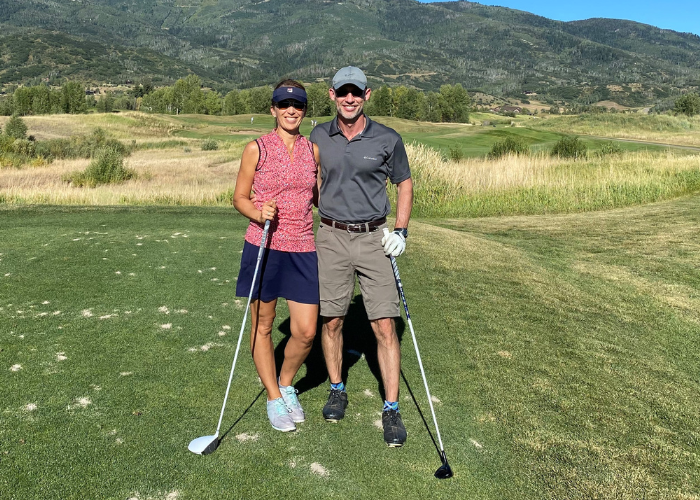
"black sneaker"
322,389,348,422
382,409,407,447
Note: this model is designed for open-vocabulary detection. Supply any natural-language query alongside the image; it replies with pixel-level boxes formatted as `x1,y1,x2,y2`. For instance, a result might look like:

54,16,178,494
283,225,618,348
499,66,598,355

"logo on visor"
287,88,293,93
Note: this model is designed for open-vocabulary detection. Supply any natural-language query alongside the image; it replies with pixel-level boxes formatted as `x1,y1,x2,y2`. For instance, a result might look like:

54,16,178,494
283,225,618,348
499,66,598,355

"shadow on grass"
274,294,405,400
400,369,442,460
219,388,266,443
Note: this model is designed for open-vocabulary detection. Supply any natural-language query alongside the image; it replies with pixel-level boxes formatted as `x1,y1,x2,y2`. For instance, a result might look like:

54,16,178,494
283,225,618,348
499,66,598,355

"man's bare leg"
370,317,400,402
322,316,344,384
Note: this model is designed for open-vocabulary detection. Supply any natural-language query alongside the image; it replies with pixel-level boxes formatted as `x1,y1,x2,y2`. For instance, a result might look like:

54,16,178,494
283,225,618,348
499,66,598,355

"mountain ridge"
0,0,698,105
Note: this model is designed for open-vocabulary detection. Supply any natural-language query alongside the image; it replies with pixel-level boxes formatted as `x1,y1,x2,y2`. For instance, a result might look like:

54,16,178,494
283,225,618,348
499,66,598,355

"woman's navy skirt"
235,241,319,304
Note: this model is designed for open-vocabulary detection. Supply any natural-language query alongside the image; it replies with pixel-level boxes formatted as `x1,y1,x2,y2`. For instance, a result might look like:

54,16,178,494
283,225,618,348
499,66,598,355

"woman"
233,80,320,432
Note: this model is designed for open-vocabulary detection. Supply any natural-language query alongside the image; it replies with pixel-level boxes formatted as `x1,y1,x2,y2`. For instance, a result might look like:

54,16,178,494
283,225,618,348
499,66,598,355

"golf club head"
188,434,219,455
434,451,453,479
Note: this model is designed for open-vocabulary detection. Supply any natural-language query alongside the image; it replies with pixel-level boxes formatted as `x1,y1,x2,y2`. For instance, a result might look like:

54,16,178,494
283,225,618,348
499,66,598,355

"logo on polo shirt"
363,156,377,161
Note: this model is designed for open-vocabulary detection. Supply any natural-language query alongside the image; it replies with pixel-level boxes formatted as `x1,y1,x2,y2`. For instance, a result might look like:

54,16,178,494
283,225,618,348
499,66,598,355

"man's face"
330,84,371,121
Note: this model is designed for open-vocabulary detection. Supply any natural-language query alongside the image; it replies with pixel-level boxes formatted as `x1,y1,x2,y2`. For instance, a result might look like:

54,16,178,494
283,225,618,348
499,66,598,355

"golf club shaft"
389,255,446,453
214,220,271,436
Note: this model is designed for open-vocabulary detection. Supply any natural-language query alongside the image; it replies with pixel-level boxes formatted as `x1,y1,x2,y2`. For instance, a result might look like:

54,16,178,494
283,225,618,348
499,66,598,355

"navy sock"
383,401,399,412
331,381,345,392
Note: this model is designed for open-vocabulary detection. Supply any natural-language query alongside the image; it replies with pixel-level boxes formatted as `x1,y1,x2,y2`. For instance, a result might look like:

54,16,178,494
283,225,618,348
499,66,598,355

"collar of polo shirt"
329,113,375,139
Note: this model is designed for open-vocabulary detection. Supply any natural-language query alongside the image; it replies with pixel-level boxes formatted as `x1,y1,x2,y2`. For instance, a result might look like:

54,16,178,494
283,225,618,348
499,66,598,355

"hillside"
1,0,699,104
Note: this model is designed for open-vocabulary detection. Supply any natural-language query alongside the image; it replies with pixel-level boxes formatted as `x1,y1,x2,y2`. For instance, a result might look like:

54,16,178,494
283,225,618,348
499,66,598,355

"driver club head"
188,434,219,455
434,451,453,479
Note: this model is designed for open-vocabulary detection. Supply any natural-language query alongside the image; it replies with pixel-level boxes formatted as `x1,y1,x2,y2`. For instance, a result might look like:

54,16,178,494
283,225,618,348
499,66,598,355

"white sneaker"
266,398,296,432
280,385,305,423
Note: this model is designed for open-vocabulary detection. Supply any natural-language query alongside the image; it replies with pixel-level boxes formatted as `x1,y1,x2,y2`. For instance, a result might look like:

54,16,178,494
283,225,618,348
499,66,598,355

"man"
310,66,413,447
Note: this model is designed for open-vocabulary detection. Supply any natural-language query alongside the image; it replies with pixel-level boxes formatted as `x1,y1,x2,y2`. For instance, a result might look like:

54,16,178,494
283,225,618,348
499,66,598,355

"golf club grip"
214,220,270,435
389,255,446,453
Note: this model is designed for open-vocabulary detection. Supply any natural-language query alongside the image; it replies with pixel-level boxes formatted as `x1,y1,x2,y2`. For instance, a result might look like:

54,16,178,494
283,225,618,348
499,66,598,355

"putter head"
188,434,219,455
434,451,453,479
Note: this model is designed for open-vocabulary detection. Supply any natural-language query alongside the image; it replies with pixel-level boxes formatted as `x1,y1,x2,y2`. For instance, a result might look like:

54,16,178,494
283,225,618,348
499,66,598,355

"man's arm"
313,143,321,208
394,177,413,229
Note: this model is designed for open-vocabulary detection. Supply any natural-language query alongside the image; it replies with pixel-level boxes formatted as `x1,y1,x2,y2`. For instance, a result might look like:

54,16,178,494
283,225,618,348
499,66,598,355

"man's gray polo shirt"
310,115,411,224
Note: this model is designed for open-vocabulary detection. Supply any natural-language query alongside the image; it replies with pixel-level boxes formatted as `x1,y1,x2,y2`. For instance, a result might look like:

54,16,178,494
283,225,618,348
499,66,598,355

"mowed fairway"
2,198,700,499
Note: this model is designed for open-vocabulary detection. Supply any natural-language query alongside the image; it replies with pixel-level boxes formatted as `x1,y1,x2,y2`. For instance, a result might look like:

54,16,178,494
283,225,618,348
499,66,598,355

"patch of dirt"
235,432,259,442
310,462,330,477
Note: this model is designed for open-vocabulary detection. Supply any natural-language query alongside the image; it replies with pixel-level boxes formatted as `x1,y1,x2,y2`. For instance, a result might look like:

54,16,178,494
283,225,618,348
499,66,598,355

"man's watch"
394,228,408,239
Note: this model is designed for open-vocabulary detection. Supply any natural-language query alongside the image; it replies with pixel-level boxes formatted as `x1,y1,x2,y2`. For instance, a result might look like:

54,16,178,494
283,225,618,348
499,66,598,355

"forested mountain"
1,0,698,105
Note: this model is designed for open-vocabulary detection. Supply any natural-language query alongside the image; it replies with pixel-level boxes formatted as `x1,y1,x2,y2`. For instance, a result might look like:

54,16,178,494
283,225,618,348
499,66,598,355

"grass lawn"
2,198,700,499
163,113,694,158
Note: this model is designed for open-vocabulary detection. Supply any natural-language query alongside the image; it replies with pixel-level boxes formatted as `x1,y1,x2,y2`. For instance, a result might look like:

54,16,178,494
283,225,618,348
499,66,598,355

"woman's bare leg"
250,298,280,400
278,301,318,386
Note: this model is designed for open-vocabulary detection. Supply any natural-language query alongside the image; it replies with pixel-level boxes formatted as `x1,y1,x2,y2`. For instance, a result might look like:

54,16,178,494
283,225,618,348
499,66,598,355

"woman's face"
271,99,306,133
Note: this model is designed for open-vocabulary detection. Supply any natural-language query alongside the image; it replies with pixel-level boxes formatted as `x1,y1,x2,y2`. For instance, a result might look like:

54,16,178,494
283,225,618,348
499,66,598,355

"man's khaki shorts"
316,221,400,320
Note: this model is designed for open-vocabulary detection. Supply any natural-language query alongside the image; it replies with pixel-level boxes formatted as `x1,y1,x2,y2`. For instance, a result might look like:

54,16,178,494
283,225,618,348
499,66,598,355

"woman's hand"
259,199,277,223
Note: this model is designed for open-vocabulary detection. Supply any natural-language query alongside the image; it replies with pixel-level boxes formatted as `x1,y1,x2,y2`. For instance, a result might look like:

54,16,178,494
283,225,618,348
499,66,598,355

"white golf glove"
381,228,406,257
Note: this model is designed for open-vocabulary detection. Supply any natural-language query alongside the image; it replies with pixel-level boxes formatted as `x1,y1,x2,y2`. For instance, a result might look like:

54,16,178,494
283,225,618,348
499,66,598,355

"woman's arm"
233,141,276,223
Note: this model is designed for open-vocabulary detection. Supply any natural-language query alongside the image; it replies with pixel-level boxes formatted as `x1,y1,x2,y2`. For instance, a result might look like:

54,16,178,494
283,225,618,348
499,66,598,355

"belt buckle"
346,223,362,233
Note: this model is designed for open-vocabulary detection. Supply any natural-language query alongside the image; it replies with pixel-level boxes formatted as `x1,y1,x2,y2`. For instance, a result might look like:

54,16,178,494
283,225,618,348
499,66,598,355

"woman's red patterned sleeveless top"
244,131,317,252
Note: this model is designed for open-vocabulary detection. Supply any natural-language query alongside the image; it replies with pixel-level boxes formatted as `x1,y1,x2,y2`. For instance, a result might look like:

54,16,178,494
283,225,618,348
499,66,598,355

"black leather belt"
320,217,386,233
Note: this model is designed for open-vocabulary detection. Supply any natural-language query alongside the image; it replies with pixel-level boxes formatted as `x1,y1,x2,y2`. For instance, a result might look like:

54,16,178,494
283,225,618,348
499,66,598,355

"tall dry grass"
0,112,189,143
532,114,700,147
2,131,699,216
396,143,700,217
0,148,240,206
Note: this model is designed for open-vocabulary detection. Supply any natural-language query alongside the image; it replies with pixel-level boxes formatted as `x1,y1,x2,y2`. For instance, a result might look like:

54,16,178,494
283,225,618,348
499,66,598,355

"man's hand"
381,228,406,257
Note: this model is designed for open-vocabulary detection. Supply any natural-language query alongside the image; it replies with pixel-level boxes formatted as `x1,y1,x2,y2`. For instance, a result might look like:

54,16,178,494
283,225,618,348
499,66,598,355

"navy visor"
272,86,307,104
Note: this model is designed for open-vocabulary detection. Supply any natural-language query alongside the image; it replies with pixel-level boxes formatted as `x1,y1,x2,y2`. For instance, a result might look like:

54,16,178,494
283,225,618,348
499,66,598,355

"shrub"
4,115,28,139
68,128,131,158
201,138,219,151
448,144,463,161
597,141,623,157
12,139,36,157
64,147,136,187
551,136,587,159
674,93,700,117
488,136,530,159
0,135,14,154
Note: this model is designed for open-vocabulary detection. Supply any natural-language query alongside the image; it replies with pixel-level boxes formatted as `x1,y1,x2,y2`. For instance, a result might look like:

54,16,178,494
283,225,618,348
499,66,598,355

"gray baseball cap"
332,66,367,91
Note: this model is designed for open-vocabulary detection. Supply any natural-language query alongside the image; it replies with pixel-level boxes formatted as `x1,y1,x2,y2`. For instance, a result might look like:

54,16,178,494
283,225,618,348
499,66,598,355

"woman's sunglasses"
275,100,306,111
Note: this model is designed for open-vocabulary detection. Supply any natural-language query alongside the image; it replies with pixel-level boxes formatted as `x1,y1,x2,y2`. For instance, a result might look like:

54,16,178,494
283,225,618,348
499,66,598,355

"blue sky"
417,1,700,35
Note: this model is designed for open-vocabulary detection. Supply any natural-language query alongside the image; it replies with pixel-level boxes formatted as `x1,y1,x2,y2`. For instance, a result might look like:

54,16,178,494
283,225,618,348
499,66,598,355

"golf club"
189,219,271,455
383,229,453,479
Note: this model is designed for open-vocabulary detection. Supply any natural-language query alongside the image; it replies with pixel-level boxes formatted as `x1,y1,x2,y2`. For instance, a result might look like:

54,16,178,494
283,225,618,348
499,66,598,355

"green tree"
13,87,32,116
394,87,423,121
368,85,392,116
249,86,273,114
97,92,115,113
61,82,87,114
170,75,203,114
306,83,331,117
31,85,52,114
223,90,247,115
422,92,441,122
0,97,13,116
674,93,700,116
238,90,252,114
5,114,28,139
142,88,168,113
203,91,222,115
438,84,470,123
